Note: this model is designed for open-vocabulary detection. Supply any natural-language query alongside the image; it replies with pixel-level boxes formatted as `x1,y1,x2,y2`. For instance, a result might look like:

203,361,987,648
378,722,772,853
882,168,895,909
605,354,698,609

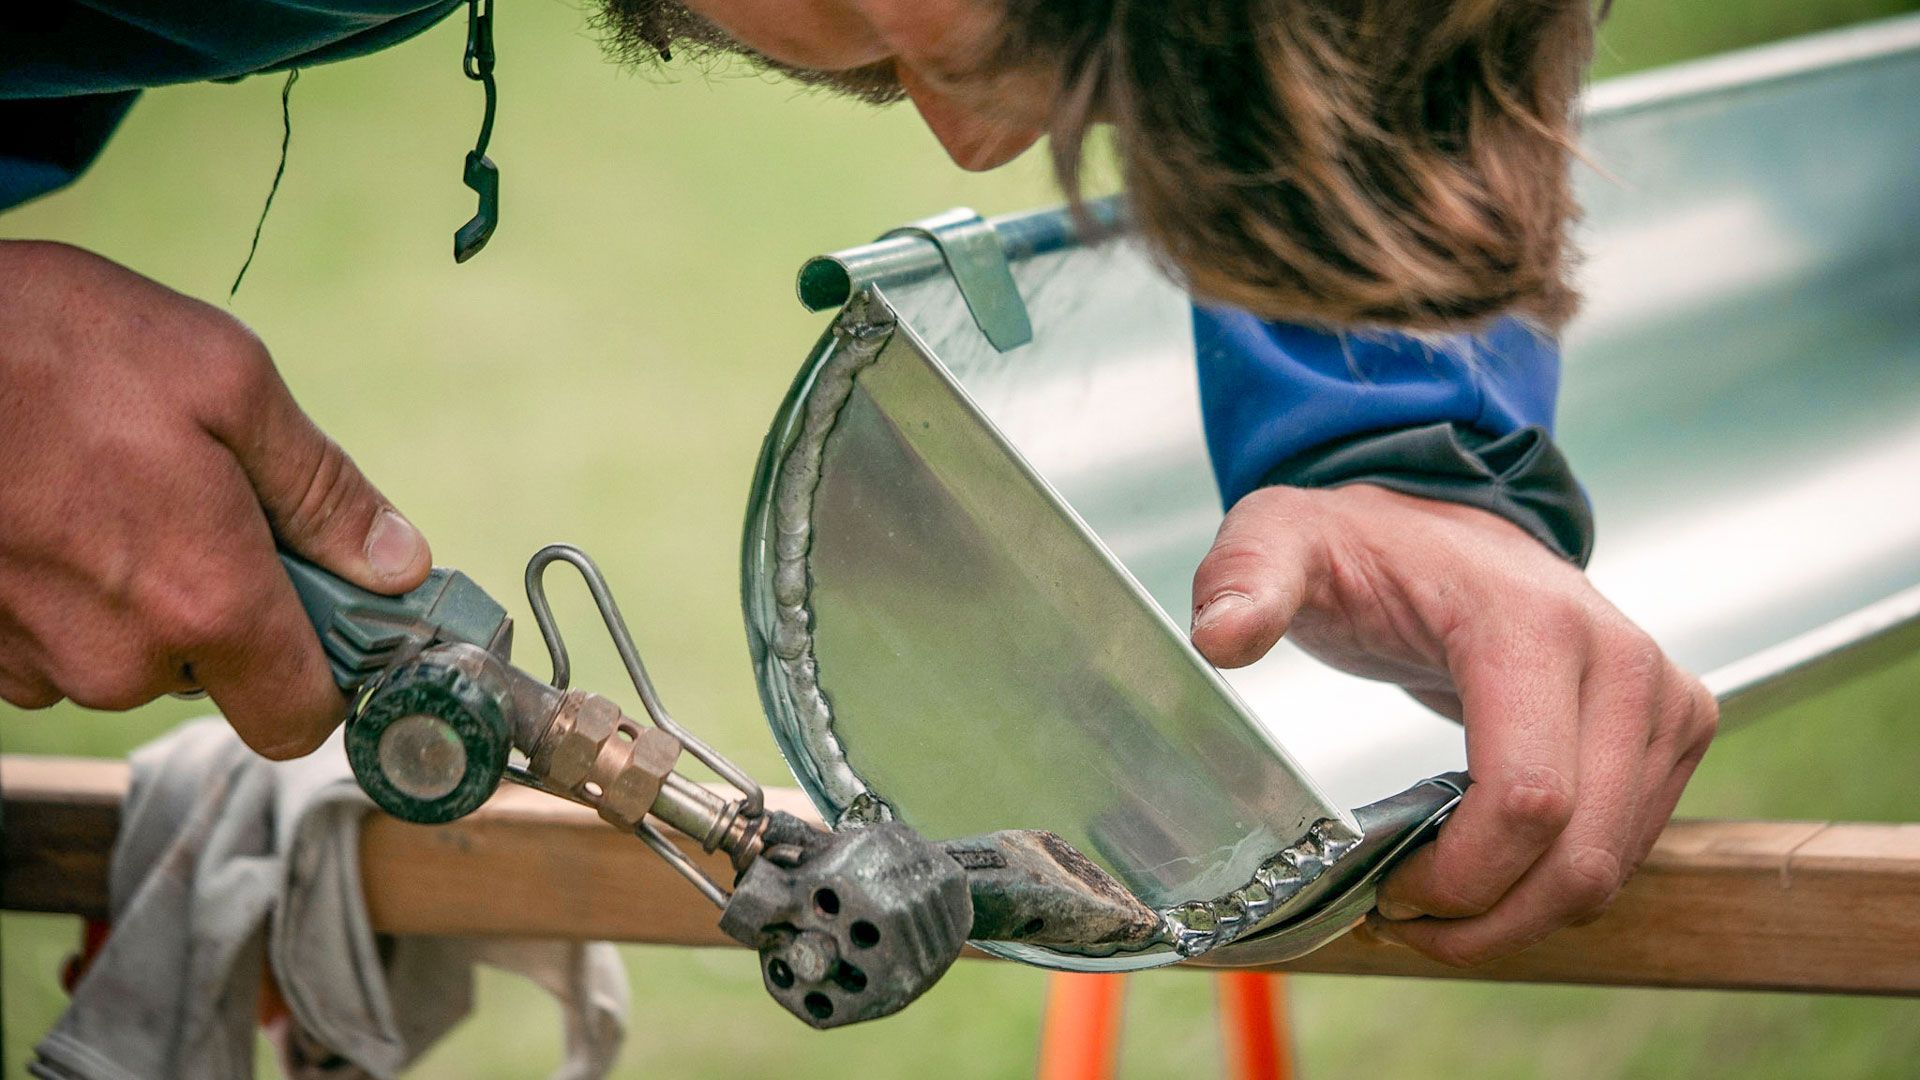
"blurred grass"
4,1,1918,1076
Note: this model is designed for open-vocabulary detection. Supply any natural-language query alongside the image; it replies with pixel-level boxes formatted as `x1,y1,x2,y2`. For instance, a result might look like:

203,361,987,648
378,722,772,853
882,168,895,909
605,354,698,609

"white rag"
32,718,628,1080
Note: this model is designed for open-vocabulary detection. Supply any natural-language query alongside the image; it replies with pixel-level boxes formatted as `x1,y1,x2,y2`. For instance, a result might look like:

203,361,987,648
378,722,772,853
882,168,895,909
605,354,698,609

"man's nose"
899,67,1043,171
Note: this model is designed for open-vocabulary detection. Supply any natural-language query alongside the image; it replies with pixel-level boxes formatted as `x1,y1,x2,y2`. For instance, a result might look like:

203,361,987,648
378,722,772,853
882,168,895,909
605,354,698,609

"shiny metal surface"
1563,16,1920,703
744,17,1920,971
743,295,1353,970
376,714,468,800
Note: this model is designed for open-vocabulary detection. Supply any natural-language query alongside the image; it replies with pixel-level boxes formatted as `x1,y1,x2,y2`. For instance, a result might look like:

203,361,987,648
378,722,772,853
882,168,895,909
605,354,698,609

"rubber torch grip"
278,552,516,823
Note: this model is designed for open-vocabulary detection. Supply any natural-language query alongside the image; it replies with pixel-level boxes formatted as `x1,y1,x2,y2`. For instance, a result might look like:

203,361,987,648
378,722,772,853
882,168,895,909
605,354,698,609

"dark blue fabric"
1193,305,1563,507
0,0,461,210
0,91,140,208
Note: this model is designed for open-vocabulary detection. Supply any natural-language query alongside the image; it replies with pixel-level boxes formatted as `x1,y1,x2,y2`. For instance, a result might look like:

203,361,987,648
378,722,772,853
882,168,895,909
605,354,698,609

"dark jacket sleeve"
1260,421,1595,565
1,0,460,212
0,92,138,210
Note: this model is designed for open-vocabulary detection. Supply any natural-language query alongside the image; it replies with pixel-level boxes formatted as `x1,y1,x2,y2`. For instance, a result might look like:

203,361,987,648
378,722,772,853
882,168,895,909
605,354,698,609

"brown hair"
999,0,1598,330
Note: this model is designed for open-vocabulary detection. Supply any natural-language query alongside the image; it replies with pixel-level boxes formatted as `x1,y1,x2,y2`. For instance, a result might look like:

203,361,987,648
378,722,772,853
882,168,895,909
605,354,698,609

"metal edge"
1706,582,1920,723
794,197,1128,314
741,292,898,822
1200,775,1467,965
1583,11,1920,121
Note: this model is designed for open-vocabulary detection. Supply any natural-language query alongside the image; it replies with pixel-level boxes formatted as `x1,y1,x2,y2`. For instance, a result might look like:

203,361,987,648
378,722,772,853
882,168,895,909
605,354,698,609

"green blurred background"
4,1,1919,1076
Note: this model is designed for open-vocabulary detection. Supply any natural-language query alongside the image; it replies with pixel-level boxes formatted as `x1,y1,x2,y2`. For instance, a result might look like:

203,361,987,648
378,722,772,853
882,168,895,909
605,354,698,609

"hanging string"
230,68,300,299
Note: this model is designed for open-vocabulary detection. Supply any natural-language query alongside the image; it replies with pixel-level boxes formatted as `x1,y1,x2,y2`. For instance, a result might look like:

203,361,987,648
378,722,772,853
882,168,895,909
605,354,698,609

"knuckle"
1527,595,1592,648
246,727,330,762
203,321,272,383
60,666,157,712
1604,619,1660,659
0,679,63,710
1590,620,1661,682
149,575,254,651
1493,767,1576,838
1655,674,1719,764
194,321,277,416
1558,843,1625,919
1688,682,1721,747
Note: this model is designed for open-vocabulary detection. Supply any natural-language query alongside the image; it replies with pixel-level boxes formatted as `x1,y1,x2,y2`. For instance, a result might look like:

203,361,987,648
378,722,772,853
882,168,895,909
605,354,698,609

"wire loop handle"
523,544,766,817
506,761,732,907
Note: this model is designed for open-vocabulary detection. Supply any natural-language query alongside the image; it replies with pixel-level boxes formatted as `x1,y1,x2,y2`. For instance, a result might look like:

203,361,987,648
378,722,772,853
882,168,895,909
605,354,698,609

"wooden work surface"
5,755,1917,995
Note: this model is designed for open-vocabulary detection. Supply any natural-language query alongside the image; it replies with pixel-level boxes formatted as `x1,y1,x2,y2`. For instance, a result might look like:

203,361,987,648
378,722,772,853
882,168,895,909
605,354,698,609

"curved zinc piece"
743,16,1920,972
742,287,1372,970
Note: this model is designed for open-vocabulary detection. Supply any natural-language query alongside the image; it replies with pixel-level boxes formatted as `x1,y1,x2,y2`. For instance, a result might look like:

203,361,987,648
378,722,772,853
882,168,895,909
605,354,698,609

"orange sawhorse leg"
1216,971,1295,1080
1035,970,1296,1080
1037,972,1128,1080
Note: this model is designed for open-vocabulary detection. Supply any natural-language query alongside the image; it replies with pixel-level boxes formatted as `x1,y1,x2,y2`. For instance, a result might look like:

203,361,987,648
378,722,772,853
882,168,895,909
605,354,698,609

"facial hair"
592,0,908,105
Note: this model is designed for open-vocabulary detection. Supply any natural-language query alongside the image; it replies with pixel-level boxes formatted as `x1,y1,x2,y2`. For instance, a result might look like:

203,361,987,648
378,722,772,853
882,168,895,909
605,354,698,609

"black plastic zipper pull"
455,0,499,262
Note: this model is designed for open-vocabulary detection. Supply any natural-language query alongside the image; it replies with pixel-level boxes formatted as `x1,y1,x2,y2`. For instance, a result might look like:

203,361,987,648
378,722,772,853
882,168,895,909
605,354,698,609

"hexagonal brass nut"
596,727,681,831
539,692,621,791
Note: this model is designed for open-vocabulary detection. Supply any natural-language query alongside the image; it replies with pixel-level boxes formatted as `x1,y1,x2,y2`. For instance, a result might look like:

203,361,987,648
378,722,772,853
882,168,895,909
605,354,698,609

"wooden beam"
356,781,823,947
6,755,1918,995
0,756,127,921
1207,819,1920,995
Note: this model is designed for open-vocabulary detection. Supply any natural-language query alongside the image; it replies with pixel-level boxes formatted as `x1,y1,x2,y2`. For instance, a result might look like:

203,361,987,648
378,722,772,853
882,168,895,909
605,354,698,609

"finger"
1385,639,1657,963
199,339,430,595
42,642,176,712
1376,620,1581,920
191,568,347,760
170,474,348,759
19,601,176,712
1189,488,1330,668
0,664,62,709
1626,674,1718,876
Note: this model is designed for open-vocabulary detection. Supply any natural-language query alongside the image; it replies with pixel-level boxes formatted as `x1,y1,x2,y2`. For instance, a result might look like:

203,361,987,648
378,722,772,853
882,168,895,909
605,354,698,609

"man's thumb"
222,395,431,595
1189,488,1327,669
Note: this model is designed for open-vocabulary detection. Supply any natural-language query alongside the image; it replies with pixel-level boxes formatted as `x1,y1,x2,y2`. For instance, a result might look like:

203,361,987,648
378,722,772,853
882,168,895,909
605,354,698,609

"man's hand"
1189,483,1716,966
0,241,431,758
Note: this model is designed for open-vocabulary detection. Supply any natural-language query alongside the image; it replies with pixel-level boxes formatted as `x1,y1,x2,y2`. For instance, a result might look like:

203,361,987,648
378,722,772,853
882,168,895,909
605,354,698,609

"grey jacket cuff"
1257,422,1596,566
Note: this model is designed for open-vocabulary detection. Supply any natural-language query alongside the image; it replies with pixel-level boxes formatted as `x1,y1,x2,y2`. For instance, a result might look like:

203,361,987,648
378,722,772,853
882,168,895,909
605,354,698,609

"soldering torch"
283,544,1164,1029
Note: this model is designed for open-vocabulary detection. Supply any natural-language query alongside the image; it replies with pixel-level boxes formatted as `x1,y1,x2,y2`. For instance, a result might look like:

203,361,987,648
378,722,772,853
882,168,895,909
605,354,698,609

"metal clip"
881,208,1033,352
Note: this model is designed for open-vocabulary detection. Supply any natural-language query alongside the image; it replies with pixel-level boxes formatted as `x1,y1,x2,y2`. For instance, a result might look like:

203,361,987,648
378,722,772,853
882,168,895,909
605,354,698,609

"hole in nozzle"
804,992,834,1020
832,962,868,994
767,958,794,989
850,920,880,948
813,888,840,917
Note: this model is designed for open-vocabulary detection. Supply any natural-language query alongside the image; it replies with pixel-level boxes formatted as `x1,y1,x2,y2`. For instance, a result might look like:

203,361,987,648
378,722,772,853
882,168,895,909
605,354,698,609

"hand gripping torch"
283,544,1164,1028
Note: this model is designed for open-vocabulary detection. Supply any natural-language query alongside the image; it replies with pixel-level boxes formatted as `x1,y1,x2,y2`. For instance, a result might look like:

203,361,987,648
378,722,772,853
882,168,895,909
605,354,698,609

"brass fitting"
530,690,684,832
